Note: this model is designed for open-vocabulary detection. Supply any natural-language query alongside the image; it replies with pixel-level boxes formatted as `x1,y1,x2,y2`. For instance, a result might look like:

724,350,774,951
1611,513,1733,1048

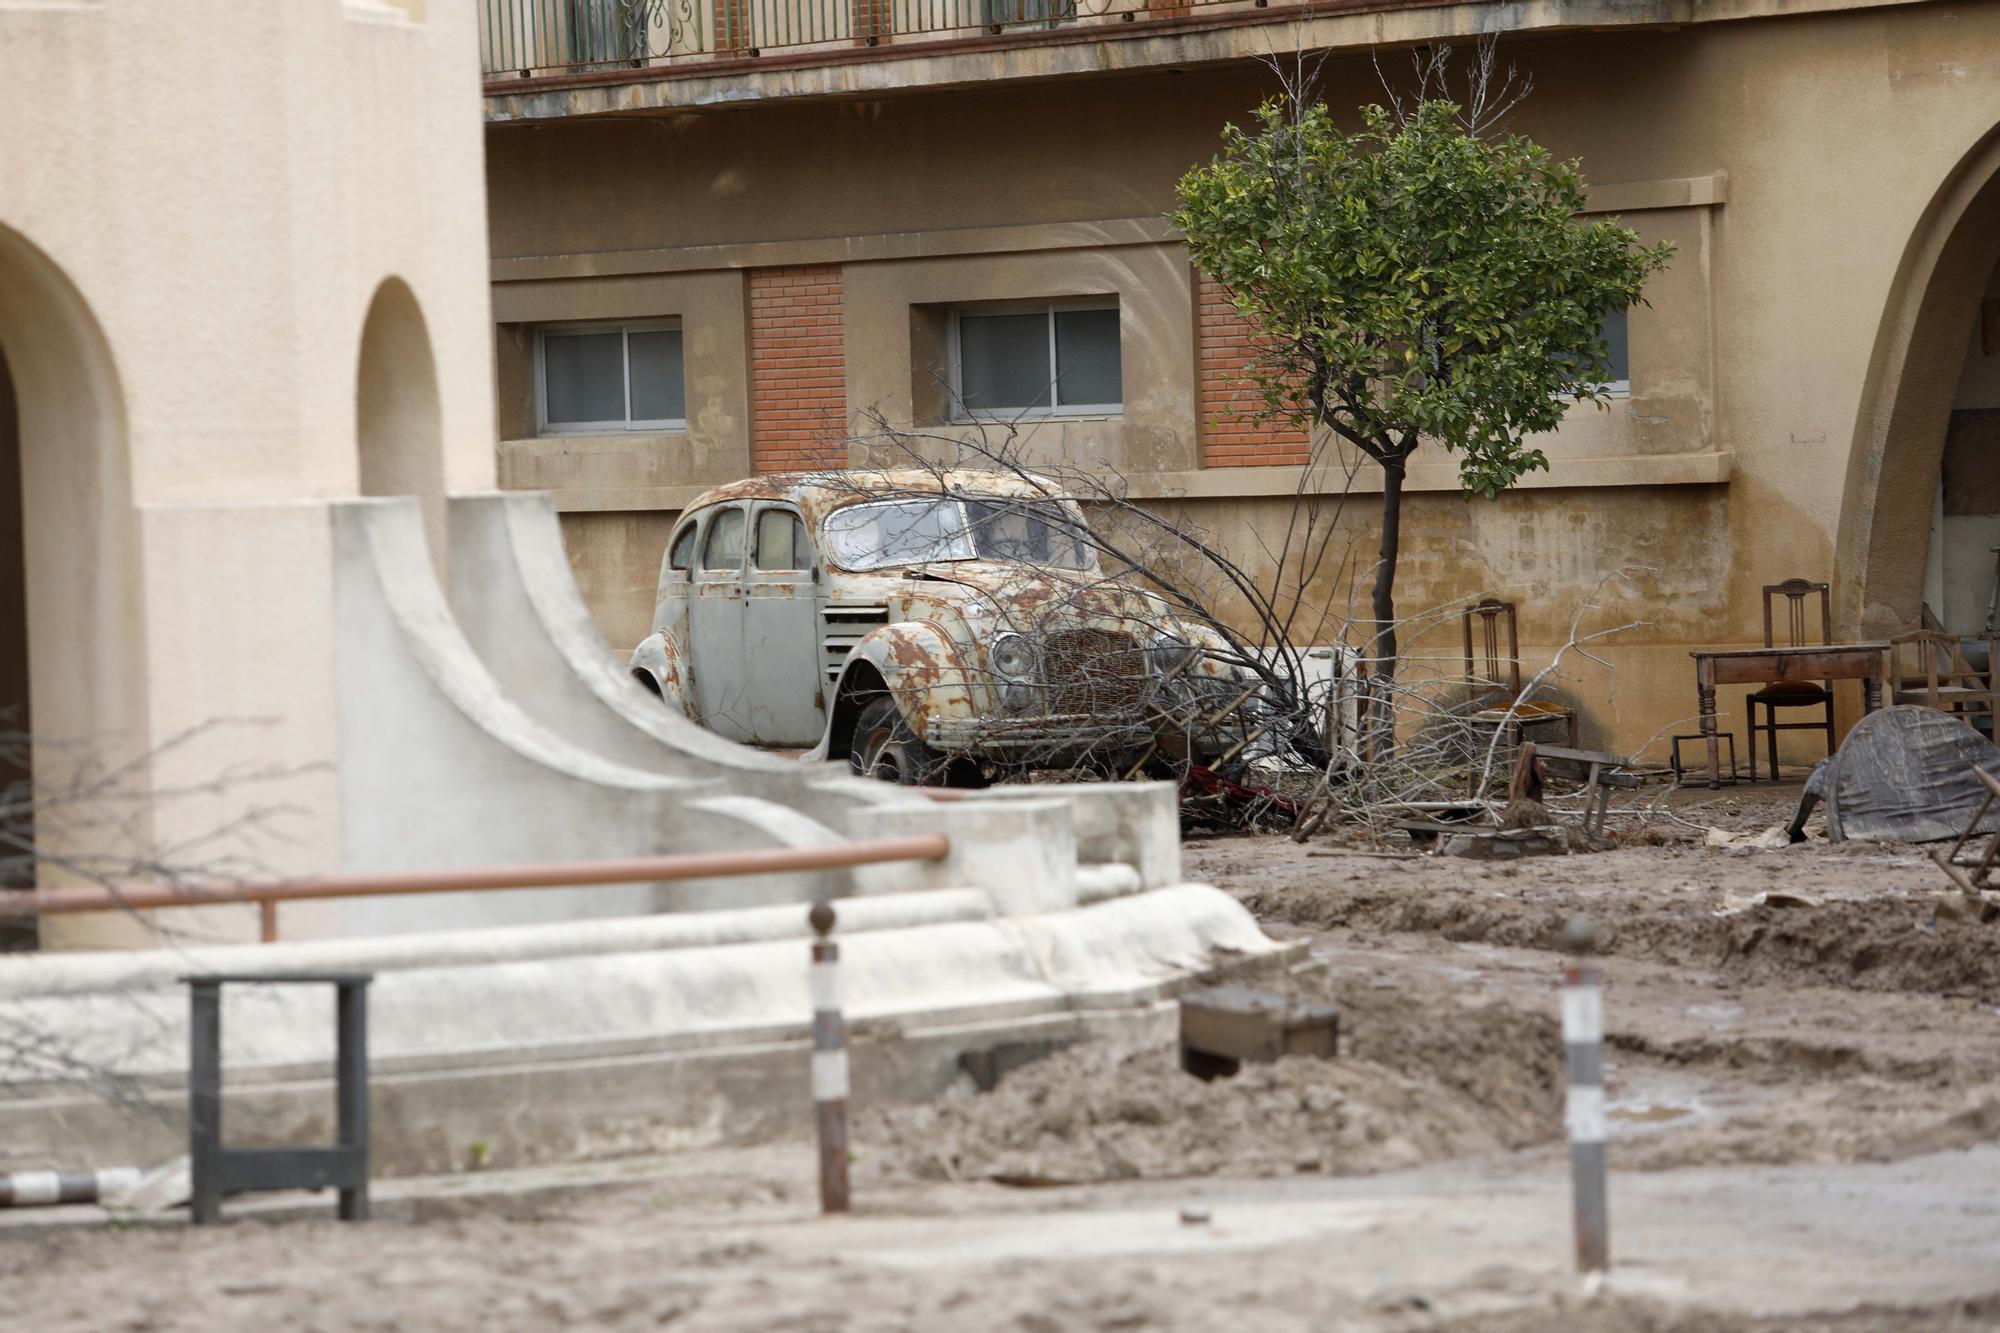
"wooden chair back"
1461,598,1521,701
1762,579,1831,649
1889,630,1997,709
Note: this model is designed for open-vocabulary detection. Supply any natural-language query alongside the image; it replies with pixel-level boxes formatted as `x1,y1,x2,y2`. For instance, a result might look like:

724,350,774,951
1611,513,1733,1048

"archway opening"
1840,126,2000,641
0,347,27,949
356,277,446,571
0,221,139,950
1921,254,2000,649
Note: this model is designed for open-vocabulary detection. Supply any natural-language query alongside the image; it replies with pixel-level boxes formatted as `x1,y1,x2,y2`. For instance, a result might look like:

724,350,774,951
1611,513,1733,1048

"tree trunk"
1364,458,1406,758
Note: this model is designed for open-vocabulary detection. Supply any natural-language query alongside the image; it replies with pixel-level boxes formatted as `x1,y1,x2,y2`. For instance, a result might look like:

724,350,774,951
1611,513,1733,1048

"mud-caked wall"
486,4,2000,764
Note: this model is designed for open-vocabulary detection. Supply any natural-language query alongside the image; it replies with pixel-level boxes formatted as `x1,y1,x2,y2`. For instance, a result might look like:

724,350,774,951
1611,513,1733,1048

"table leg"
1863,674,1882,715
1699,682,1720,788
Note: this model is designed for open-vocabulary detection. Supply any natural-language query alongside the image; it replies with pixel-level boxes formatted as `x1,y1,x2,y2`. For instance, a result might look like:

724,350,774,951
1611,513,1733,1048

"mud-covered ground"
8,784,2000,1330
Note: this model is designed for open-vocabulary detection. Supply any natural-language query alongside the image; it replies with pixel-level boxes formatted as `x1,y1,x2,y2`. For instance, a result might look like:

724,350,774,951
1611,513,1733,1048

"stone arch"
0,222,142,934
1837,122,2000,637
355,276,446,568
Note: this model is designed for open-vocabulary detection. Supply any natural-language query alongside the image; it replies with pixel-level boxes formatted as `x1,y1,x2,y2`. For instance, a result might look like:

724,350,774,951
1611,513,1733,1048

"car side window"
701,507,745,572
754,510,809,572
668,520,699,573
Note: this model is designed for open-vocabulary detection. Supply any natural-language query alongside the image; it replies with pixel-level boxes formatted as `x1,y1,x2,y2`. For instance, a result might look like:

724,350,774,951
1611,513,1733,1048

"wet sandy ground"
8,790,2000,1330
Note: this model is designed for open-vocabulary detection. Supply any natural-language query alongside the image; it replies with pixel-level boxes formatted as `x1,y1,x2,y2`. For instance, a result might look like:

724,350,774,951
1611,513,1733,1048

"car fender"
627,632,693,715
826,621,980,750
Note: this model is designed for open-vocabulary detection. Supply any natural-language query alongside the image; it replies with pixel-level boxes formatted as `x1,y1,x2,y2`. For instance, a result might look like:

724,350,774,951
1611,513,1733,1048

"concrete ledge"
533,451,1734,514
0,884,1291,1176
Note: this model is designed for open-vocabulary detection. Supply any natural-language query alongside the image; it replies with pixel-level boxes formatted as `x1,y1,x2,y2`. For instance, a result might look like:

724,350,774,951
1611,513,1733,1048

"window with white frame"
951,300,1121,417
1598,306,1630,395
538,320,686,433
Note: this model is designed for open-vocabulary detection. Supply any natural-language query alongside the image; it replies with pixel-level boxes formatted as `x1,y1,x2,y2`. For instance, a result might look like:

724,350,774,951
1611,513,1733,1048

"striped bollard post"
0,1166,142,1209
809,900,850,1216
1562,913,1609,1274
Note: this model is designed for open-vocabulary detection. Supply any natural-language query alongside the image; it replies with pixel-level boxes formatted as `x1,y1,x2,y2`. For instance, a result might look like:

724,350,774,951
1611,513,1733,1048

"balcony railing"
480,0,1246,81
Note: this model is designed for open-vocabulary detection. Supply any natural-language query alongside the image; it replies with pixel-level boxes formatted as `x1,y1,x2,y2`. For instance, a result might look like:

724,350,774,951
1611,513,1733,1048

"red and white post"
1562,913,1609,1274
809,899,851,1215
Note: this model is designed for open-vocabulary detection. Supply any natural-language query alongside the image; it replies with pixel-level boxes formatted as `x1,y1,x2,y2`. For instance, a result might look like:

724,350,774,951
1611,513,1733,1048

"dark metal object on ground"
1789,705,2000,844
808,901,850,1216
1670,730,1738,784
1691,642,1889,788
1745,579,1837,783
1179,984,1338,1080
1560,915,1609,1275
185,972,371,1225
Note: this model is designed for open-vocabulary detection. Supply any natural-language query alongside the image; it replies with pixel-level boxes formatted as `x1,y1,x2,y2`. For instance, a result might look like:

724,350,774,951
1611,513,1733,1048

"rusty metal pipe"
12,836,952,918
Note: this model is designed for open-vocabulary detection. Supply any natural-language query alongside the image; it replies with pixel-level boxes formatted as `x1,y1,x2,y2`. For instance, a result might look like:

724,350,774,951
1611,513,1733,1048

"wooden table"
1689,643,1888,787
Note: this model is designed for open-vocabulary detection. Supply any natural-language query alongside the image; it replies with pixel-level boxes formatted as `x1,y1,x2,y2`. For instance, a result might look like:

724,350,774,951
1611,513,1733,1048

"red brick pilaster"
1196,271,1312,468
748,264,848,472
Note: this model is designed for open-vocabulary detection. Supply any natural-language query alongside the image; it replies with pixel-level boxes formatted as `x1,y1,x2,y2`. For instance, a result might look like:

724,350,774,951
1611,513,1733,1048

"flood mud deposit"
9,788,2000,1331
859,981,1561,1185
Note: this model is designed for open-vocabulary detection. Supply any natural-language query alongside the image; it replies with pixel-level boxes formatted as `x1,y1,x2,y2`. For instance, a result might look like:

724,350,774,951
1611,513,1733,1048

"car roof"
679,468,1070,528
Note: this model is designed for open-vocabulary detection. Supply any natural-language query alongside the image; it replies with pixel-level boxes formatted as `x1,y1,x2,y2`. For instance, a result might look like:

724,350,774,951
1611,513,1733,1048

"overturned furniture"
1787,705,2000,844
1532,744,1672,840
1934,767,2000,896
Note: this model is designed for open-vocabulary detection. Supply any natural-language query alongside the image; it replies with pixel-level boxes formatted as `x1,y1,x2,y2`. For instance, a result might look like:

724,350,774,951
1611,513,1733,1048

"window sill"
1170,451,1733,497
535,424,690,438
948,411,1124,425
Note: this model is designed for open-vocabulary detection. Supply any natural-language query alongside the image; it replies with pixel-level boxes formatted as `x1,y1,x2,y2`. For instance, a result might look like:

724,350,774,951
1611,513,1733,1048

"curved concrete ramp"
332,498,855,932
446,492,899,827
0,882,1291,1175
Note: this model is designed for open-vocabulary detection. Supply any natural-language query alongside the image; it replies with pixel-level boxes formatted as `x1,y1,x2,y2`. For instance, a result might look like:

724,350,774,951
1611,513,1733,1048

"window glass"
963,499,1095,570
1054,307,1121,405
543,331,625,424
957,312,1052,411
822,499,976,571
628,328,686,422
755,510,809,571
668,521,698,572
822,497,1098,571
1600,306,1630,388
540,322,686,430
701,507,745,571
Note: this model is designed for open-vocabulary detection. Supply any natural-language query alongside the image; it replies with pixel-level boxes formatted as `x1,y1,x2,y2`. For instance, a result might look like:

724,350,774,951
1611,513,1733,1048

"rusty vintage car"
627,469,1252,784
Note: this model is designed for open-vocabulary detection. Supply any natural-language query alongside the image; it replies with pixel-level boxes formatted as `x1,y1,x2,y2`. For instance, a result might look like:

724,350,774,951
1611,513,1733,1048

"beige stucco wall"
484,4,2000,763
0,1,497,944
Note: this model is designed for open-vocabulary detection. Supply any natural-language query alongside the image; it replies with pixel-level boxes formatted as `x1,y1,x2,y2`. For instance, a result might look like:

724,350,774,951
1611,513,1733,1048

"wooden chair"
1746,579,1836,782
1889,630,1999,733
1461,599,1578,751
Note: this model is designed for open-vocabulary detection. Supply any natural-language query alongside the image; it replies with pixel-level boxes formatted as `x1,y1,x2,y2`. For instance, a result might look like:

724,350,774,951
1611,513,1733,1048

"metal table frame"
183,971,372,1225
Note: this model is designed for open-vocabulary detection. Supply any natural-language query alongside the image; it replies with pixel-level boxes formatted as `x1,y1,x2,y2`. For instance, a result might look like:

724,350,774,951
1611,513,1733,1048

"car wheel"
850,696,979,787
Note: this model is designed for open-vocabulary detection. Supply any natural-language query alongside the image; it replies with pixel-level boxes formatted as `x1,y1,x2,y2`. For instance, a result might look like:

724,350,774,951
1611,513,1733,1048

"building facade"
481,0,2000,760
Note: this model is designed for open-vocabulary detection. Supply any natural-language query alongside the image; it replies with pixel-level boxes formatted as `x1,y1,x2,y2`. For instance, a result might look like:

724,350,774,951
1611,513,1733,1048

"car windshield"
821,496,1095,572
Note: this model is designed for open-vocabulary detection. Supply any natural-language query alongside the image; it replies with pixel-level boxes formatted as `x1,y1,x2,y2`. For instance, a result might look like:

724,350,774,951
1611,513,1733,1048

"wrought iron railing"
481,0,1212,80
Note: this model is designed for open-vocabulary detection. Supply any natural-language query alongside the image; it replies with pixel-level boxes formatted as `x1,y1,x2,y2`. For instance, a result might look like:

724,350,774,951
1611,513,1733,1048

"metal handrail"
11,835,951,942
479,0,1230,82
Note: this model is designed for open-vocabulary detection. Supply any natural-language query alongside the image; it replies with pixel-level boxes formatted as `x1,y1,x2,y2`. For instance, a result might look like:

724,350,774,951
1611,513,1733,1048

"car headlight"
990,632,1036,681
1150,631,1196,676
999,681,1035,713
